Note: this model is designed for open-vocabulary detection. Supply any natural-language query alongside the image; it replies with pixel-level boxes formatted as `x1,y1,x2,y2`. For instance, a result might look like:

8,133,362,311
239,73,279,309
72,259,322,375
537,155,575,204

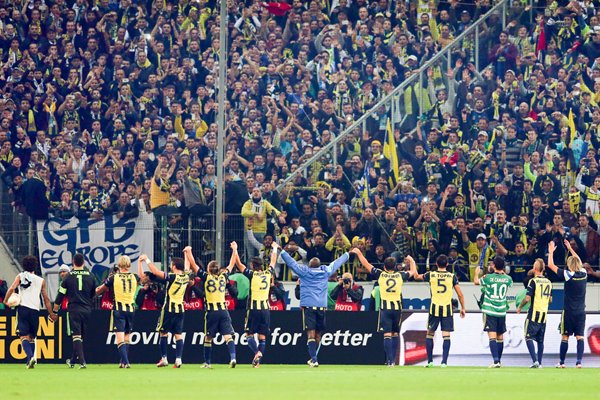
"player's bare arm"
547,241,558,274
3,275,20,306
41,280,57,322
231,241,247,273
350,248,374,273
453,282,466,318
183,246,200,273
517,295,531,313
140,254,166,280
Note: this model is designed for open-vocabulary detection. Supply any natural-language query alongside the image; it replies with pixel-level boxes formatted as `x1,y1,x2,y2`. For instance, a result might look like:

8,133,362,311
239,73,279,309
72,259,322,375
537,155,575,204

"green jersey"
480,273,513,317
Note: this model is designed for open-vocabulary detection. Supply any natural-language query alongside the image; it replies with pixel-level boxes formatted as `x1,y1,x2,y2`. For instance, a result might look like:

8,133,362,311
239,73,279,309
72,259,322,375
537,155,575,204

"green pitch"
3,364,600,400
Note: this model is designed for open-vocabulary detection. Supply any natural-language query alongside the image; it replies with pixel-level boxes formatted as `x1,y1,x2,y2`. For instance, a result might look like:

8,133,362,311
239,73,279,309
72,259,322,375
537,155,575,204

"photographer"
135,272,165,311
330,273,364,312
184,276,204,310
268,275,287,311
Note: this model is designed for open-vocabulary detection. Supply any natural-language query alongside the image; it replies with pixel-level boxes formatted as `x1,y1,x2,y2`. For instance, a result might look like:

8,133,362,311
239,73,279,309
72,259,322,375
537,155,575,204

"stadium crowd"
1,0,600,290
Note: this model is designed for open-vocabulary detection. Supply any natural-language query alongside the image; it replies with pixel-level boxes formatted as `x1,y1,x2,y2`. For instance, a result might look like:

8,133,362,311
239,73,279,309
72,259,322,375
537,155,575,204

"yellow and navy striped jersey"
423,270,459,317
163,272,189,313
198,270,229,311
243,268,272,310
527,276,552,323
106,272,139,312
372,268,409,311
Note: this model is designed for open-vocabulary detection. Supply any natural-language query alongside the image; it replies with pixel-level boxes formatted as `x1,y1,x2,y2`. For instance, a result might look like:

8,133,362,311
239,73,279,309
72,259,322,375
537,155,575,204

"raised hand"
230,241,238,251
138,254,148,262
548,241,556,254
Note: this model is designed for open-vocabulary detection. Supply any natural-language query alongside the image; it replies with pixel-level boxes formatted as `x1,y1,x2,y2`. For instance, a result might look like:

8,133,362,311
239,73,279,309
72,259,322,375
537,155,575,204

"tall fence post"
161,217,168,271
475,24,480,71
418,70,423,120
28,219,34,256
502,0,507,29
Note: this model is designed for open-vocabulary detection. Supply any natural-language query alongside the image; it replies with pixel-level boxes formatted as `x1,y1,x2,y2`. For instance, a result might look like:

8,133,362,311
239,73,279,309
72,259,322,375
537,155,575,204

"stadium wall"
2,311,600,366
281,282,600,312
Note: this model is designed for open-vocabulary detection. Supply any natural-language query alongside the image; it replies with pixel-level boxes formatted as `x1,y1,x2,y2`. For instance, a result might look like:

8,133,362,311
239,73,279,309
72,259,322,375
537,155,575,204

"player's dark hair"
251,257,263,270
436,254,448,269
383,257,396,271
207,260,220,274
171,257,184,271
493,256,505,271
73,253,85,267
21,255,38,272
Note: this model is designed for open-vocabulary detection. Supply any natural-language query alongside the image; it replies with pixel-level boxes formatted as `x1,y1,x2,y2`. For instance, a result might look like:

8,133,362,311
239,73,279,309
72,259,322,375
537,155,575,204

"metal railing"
276,0,510,191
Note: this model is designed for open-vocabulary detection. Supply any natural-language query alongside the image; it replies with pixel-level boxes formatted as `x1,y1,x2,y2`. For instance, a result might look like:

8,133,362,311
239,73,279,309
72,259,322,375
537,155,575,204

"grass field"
3,364,600,400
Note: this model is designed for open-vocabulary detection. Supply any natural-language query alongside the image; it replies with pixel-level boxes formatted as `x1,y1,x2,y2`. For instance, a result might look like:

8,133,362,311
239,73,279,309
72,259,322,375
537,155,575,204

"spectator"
330,272,364,311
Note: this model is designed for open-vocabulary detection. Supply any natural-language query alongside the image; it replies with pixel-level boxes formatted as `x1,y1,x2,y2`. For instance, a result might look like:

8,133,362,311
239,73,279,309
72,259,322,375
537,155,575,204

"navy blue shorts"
205,310,235,338
16,306,39,338
525,319,546,342
156,310,184,335
68,309,91,337
428,314,454,332
245,309,270,336
378,310,401,333
302,307,326,332
483,314,506,334
111,310,135,333
560,311,586,337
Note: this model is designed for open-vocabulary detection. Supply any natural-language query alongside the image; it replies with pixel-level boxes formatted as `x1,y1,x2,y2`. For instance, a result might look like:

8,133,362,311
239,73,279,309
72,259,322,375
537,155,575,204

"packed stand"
0,0,599,287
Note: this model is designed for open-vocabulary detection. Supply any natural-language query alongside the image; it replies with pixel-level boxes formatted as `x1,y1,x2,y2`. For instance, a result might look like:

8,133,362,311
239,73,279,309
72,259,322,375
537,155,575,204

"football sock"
526,340,537,363
159,336,168,359
204,343,212,364
258,339,266,355
537,341,544,364
426,335,434,364
497,339,504,361
576,338,584,365
391,336,399,364
73,337,85,365
559,339,568,364
118,342,129,365
226,339,236,361
307,339,317,362
247,336,258,354
125,340,131,358
175,339,184,360
383,337,393,364
442,337,451,364
489,339,499,364
21,339,32,363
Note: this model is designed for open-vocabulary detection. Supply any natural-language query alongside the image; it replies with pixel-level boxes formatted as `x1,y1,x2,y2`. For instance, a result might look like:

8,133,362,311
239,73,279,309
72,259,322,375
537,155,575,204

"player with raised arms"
474,255,513,368
139,254,187,368
517,258,552,368
184,244,238,369
231,241,278,367
414,254,466,367
279,244,349,367
547,240,587,368
96,255,139,368
351,248,416,367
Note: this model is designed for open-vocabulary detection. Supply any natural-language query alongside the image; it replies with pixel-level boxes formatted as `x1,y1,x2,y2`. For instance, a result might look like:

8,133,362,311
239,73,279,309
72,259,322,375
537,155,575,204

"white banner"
281,282,600,312
399,312,600,367
37,214,154,298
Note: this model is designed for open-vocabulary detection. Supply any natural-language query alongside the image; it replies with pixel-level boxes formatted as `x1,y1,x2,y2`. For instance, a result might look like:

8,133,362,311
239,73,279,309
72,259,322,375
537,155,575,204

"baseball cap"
407,55,418,61
59,265,71,273
476,233,487,240
478,131,489,137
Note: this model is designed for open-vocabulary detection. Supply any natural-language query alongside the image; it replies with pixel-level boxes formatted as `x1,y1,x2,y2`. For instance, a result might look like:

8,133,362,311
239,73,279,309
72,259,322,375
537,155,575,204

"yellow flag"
384,118,400,187
568,108,577,144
